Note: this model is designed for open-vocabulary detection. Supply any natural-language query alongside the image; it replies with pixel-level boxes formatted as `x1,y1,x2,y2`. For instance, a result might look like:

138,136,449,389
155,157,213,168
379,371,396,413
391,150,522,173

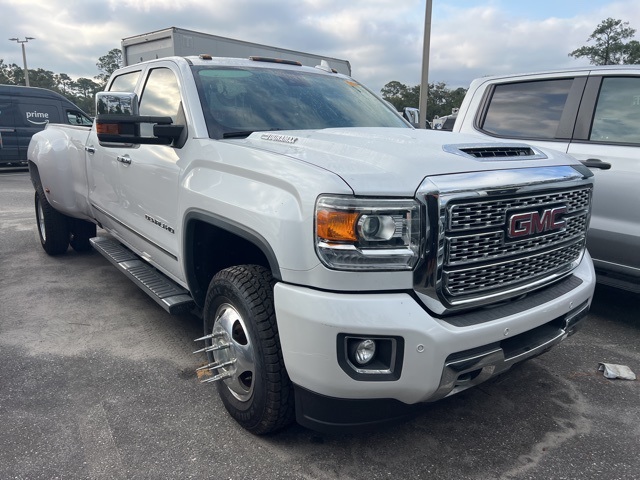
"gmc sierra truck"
28,55,595,434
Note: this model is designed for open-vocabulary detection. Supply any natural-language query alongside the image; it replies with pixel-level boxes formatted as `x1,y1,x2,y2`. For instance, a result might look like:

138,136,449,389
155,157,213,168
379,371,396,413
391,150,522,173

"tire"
69,218,96,252
203,265,294,434
34,186,70,255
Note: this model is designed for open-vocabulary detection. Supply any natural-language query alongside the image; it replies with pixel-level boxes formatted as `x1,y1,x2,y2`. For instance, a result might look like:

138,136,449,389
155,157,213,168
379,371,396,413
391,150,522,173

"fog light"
338,334,404,380
354,339,376,365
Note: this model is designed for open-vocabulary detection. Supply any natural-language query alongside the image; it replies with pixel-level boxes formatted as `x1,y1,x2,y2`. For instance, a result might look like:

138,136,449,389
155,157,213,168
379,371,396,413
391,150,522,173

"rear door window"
109,71,141,92
481,79,574,139
590,77,640,144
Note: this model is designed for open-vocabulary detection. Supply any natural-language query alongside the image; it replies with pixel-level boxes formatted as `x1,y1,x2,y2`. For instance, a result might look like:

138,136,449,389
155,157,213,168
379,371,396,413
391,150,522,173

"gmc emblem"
508,206,568,238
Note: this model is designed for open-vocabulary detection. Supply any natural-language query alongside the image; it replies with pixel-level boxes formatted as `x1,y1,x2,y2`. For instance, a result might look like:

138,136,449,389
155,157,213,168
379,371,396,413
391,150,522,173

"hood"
230,128,580,196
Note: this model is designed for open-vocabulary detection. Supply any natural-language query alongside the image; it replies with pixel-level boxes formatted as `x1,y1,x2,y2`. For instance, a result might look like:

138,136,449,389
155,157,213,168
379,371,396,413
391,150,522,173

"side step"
90,236,195,314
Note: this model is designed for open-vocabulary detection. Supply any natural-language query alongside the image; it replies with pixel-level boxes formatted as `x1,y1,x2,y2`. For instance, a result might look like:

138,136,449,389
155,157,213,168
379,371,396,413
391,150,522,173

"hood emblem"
508,206,567,238
260,133,298,144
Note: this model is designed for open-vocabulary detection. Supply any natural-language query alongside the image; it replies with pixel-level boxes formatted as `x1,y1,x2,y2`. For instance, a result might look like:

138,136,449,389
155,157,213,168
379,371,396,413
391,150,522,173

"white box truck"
121,26,351,75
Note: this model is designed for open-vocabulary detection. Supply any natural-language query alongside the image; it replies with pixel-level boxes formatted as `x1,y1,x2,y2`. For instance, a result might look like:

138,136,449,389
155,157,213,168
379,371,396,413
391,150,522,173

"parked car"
453,66,640,293
0,85,92,169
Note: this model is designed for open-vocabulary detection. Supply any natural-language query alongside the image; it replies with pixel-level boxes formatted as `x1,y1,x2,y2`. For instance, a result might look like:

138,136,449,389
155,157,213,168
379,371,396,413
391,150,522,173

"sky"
2,0,640,95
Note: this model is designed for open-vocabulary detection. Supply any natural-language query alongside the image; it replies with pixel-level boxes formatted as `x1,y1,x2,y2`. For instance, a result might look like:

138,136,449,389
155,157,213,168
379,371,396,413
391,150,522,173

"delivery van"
0,85,92,168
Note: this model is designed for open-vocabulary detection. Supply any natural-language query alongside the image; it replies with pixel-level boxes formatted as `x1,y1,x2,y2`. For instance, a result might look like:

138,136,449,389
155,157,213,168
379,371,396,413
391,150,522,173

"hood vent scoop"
461,146,534,158
444,143,547,161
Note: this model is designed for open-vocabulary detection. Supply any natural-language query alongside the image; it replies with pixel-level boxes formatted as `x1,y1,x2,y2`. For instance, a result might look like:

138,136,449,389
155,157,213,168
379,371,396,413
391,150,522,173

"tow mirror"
95,91,185,147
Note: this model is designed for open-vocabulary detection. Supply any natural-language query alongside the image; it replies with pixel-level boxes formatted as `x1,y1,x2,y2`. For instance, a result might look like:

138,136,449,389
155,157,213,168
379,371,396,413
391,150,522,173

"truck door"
86,70,141,237
0,100,20,166
90,65,185,281
566,74,640,278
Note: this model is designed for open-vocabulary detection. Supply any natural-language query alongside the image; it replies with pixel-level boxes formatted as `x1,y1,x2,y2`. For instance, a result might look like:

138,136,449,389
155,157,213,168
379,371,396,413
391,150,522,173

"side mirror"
95,91,185,146
96,91,139,116
402,107,421,128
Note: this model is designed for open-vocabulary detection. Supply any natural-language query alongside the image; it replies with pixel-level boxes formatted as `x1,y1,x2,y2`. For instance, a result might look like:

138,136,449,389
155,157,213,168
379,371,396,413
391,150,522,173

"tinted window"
139,68,183,137
193,66,407,138
66,110,93,126
109,71,141,92
590,77,640,144
482,79,573,139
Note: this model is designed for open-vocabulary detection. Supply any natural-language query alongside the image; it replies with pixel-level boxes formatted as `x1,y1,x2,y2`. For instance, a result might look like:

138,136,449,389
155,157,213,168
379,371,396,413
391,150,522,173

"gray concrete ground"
1,170,638,480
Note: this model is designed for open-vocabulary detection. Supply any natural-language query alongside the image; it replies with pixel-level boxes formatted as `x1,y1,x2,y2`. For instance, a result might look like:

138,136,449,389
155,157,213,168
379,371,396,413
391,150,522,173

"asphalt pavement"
1,170,638,480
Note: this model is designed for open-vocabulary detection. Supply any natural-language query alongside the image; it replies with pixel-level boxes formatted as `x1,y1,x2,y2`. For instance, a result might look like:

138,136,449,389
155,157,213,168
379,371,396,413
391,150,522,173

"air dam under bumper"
274,253,594,432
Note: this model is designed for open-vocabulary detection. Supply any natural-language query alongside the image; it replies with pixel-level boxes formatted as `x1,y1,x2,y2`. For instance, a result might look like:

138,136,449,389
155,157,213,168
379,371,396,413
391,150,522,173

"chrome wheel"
210,302,256,402
197,265,295,434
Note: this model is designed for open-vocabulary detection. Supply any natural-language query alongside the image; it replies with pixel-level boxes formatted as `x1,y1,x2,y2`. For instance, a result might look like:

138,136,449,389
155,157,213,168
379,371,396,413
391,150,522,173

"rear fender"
27,125,93,220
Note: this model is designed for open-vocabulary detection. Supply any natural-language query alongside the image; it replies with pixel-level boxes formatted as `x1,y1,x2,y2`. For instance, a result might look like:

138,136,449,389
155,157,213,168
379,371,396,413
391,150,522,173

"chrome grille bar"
449,187,591,231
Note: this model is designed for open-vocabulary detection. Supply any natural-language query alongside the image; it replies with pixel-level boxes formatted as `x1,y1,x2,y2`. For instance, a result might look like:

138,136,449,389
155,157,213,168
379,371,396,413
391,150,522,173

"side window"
138,68,183,137
590,77,640,144
66,110,93,126
108,71,141,92
481,79,573,139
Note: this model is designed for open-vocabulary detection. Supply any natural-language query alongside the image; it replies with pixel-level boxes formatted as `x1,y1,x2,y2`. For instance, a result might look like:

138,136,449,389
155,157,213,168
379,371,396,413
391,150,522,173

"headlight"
315,195,423,271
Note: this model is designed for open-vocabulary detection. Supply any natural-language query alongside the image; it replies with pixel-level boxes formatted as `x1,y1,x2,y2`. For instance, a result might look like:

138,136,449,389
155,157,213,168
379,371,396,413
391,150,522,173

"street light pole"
9,37,35,87
418,0,432,129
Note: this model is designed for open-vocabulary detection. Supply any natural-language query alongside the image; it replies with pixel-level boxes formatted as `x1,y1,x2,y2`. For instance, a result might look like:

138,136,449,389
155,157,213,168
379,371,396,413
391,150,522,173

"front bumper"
274,252,595,432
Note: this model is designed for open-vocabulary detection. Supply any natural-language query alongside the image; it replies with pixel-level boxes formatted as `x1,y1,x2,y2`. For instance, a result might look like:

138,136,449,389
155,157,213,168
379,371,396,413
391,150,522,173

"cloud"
1,0,640,96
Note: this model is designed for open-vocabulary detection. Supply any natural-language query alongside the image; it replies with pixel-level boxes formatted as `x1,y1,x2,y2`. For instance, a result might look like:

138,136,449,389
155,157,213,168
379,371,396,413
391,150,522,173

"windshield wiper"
222,130,254,139
222,128,286,139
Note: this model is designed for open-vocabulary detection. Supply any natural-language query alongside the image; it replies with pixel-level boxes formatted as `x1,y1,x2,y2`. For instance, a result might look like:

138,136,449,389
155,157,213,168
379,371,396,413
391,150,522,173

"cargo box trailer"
121,27,351,76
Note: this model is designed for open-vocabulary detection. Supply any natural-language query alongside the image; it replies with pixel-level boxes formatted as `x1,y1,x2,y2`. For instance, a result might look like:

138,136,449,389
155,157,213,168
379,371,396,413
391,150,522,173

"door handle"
85,146,96,154
580,158,611,170
116,154,132,165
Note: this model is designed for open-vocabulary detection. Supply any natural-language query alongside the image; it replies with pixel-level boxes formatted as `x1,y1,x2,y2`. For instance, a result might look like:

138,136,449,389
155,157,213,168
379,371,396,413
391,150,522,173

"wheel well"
185,218,279,307
28,160,41,189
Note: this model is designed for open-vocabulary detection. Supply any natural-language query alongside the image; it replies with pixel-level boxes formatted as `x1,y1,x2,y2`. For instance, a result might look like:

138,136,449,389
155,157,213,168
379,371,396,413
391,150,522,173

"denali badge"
508,206,567,238
145,214,175,234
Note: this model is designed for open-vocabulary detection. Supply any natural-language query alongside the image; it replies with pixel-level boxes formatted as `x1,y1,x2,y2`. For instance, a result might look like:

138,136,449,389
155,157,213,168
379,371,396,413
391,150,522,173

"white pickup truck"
28,55,595,434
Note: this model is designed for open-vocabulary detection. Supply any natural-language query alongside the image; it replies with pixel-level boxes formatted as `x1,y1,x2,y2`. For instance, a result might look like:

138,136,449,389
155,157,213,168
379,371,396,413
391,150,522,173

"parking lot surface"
1,171,638,479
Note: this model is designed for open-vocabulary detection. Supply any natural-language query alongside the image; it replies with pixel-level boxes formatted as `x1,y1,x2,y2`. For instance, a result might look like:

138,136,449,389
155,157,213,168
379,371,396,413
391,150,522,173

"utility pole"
9,37,35,87
418,0,432,129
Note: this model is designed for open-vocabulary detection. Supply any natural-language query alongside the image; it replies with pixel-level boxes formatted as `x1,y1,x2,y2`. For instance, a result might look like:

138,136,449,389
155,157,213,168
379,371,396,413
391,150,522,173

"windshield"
193,66,408,138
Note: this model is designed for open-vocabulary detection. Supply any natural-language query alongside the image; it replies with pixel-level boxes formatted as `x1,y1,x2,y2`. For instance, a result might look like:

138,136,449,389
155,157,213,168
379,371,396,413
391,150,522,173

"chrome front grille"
449,188,591,231
413,166,594,314
443,186,591,299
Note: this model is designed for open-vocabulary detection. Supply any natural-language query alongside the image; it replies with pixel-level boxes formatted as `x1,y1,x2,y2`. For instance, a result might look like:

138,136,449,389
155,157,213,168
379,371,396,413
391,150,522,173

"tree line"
0,49,122,115
2,18,638,120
